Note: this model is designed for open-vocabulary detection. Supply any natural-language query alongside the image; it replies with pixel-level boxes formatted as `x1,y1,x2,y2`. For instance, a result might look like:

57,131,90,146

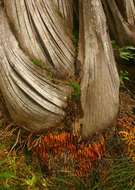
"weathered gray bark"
0,0,120,137
4,0,75,79
0,7,71,132
116,0,135,25
102,0,135,46
53,0,73,29
78,0,119,137
124,0,135,25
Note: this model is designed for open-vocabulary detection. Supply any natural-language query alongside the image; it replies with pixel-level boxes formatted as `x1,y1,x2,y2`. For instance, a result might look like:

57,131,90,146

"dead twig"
8,128,21,155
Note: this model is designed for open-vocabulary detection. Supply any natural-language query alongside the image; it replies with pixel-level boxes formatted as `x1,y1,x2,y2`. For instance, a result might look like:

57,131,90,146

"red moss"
29,132,105,176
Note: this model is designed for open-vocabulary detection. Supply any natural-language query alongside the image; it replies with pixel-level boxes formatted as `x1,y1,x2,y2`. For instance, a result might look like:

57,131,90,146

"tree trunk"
53,0,73,29
0,0,120,137
0,7,71,132
4,0,75,79
102,0,135,46
115,0,135,25
78,0,119,137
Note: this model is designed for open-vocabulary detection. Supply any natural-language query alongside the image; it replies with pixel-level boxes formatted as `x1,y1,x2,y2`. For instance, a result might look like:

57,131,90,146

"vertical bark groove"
78,0,119,137
102,0,135,46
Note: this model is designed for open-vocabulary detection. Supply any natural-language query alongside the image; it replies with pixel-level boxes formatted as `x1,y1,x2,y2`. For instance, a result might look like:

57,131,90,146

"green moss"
31,59,43,66
69,82,80,101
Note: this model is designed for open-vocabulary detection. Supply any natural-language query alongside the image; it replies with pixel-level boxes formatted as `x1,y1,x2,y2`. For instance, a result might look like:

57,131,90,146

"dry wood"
4,0,75,79
0,1,121,137
78,0,120,137
0,8,71,132
102,0,135,46
115,0,135,25
53,0,73,29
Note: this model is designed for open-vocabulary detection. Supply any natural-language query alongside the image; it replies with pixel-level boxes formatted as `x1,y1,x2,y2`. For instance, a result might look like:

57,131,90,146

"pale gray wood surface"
53,0,73,29
102,0,135,46
0,8,71,132
0,1,120,136
78,0,120,137
5,0,75,79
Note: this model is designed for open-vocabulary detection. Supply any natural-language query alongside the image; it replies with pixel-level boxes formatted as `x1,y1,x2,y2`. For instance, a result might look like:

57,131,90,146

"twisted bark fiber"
0,0,120,137
0,8,70,132
53,0,73,29
5,0,75,79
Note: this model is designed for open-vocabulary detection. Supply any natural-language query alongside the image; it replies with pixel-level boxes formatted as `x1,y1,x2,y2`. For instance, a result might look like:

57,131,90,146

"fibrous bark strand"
78,0,120,137
5,0,75,79
0,8,71,132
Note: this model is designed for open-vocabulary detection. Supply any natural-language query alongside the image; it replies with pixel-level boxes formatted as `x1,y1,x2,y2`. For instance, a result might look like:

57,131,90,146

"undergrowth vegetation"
112,41,135,64
120,70,129,82
0,108,135,189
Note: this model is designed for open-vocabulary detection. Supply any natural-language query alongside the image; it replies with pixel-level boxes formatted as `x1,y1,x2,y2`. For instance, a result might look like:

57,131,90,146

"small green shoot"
24,175,37,187
32,59,42,66
119,46,135,61
112,41,135,63
120,70,129,82
69,82,81,101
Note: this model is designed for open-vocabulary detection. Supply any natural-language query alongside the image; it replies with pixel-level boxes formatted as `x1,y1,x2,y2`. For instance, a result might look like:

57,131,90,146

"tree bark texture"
116,0,135,25
102,0,135,46
0,0,121,137
78,0,119,137
0,7,71,132
53,0,73,29
4,0,75,79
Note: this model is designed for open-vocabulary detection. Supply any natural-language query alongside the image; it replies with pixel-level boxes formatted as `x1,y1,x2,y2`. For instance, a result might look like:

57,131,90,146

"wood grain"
0,8,71,132
78,0,120,137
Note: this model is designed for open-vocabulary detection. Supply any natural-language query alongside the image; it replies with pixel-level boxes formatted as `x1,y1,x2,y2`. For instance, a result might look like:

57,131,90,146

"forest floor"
0,64,135,190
